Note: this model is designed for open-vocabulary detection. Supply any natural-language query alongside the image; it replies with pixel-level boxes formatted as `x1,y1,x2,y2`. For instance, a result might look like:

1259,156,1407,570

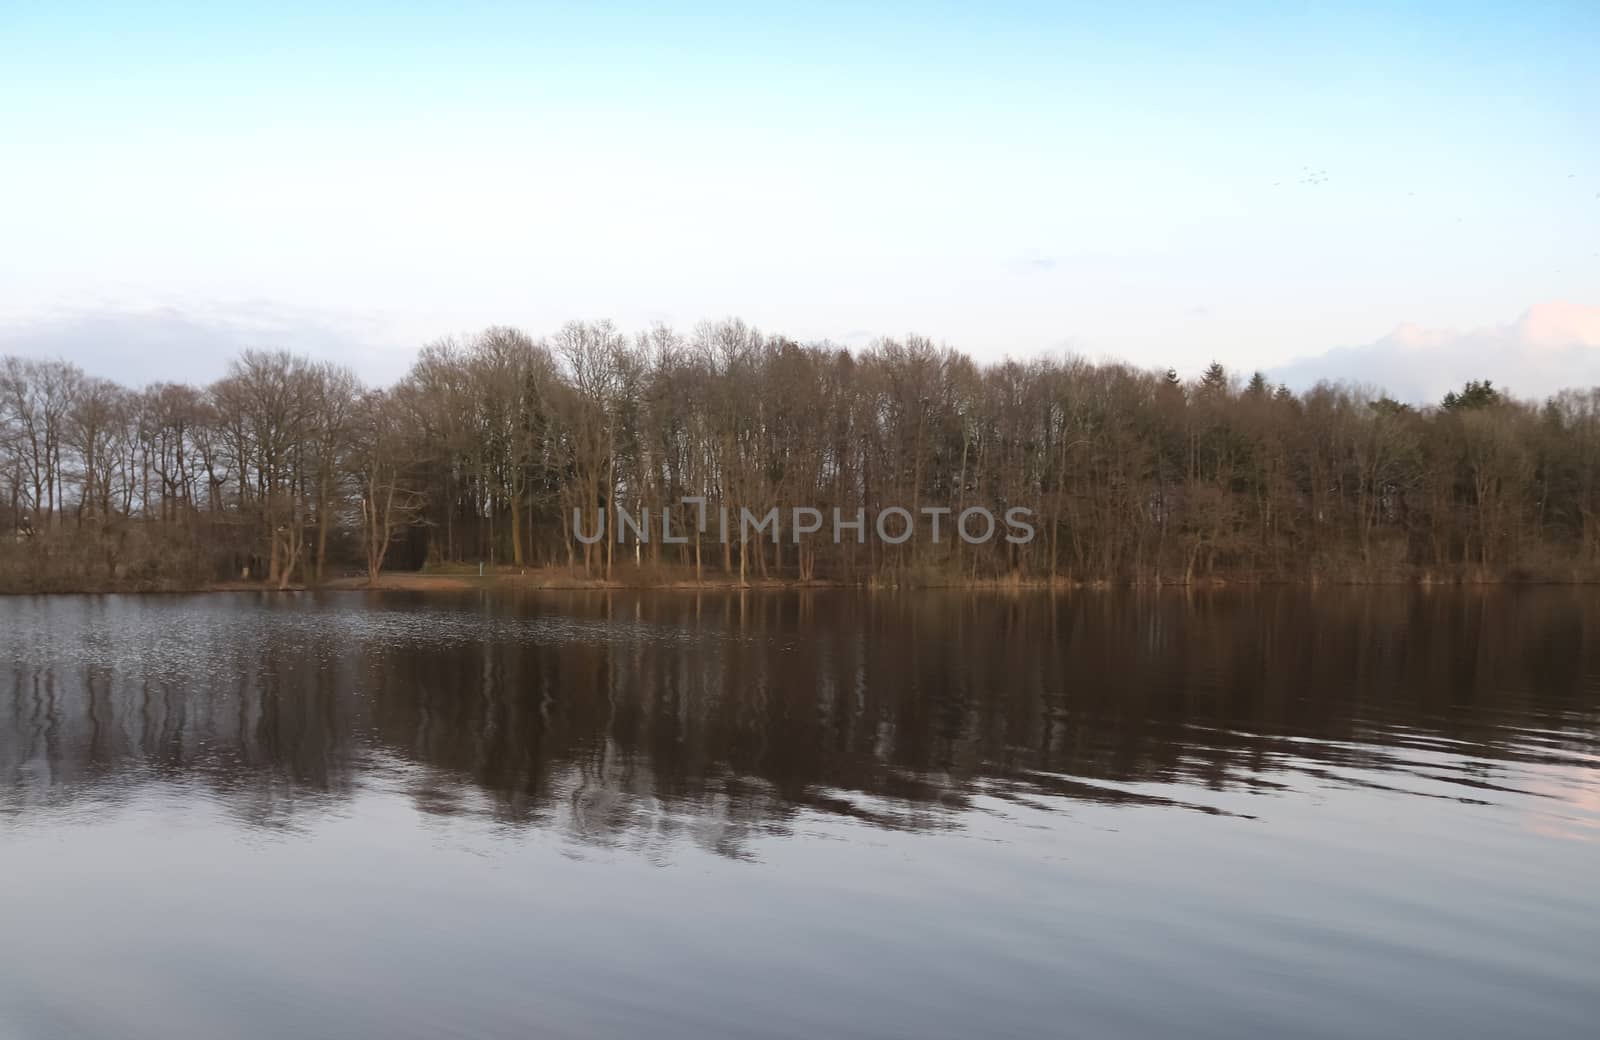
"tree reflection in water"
3,588,1598,859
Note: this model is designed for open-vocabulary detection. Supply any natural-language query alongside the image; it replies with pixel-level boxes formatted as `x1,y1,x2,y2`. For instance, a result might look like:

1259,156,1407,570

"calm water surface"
2,589,1597,1039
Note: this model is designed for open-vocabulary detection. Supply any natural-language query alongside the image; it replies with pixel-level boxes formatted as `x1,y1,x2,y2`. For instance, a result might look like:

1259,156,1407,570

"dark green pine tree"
1441,379,1502,411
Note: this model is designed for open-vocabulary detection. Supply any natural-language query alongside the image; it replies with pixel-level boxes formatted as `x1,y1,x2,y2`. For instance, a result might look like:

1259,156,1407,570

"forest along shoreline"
7,323,1600,594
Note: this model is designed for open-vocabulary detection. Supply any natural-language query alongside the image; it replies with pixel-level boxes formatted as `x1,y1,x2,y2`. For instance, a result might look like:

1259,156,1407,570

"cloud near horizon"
0,304,415,388
5,300,1600,406
1268,301,1600,404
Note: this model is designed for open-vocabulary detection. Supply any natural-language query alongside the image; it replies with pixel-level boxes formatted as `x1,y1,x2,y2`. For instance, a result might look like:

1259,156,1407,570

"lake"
2,588,1597,1039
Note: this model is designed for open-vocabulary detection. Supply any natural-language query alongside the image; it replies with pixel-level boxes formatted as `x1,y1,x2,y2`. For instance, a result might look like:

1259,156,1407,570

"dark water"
2,590,1597,1040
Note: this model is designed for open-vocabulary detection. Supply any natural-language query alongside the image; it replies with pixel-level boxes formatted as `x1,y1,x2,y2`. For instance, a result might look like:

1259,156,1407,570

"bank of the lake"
8,560,1600,596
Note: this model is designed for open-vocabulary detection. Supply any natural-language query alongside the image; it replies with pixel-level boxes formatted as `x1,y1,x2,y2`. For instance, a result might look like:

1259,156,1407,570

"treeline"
3,319,1600,591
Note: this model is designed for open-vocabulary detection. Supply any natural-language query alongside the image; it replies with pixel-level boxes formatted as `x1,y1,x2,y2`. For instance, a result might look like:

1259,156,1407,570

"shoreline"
6,569,1600,596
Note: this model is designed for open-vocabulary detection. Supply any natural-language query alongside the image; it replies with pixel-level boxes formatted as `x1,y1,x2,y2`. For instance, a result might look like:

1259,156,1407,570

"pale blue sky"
1,2,1596,388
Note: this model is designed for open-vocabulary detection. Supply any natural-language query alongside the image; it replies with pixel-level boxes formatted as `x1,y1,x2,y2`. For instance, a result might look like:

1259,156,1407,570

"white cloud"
1269,302,1600,404
9,299,1600,408
0,303,417,387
